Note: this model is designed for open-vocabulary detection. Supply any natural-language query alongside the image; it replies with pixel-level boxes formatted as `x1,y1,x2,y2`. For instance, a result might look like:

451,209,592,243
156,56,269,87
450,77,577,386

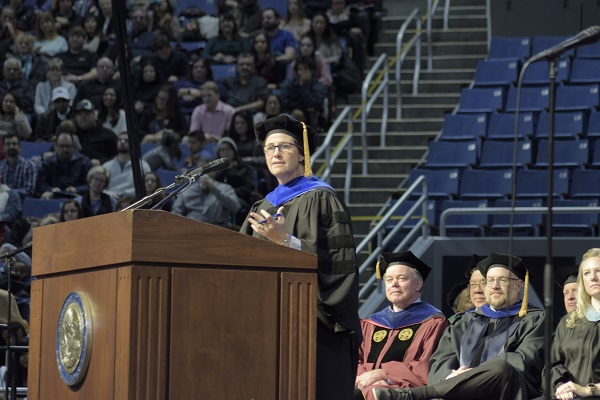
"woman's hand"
248,206,287,244
555,381,588,400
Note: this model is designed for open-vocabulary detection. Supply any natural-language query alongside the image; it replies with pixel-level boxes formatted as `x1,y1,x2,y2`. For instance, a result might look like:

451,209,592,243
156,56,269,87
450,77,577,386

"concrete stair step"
378,27,487,43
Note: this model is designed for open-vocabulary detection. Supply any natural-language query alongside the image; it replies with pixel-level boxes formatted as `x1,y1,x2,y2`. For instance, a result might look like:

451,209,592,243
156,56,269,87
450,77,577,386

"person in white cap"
33,57,76,115
33,86,75,142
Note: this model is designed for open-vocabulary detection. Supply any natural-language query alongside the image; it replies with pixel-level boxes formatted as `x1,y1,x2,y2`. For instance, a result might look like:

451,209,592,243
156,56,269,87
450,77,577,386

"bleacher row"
392,35,600,239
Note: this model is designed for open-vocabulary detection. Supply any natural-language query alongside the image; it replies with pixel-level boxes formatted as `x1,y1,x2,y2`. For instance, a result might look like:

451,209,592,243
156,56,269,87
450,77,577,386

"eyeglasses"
263,142,300,156
467,281,486,289
485,277,520,286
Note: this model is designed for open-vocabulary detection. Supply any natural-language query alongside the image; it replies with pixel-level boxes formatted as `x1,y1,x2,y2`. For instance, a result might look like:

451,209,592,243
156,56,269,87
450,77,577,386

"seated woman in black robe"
544,247,600,400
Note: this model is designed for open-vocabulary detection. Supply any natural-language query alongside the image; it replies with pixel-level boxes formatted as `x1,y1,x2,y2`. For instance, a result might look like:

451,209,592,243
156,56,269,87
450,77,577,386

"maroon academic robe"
356,307,448,400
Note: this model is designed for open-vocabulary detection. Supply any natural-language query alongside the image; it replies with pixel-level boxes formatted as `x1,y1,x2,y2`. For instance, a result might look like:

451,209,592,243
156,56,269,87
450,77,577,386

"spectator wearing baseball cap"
33,86,76,142
33,57,76,116
74,99,118,165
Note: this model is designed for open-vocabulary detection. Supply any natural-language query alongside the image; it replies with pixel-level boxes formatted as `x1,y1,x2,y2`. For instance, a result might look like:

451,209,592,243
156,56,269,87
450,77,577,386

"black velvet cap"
477,252,527,280
376,251,432,281
554,264,579,288
464,254,486,278
446,281,469,309
253,114,318,154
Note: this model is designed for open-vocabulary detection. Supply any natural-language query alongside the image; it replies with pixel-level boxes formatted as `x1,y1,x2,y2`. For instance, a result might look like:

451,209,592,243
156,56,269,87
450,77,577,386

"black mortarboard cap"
464,254,486,278
446,281,469,310
376,251,432,282
477,252,527,280
554,264,579,288
254,114,317,177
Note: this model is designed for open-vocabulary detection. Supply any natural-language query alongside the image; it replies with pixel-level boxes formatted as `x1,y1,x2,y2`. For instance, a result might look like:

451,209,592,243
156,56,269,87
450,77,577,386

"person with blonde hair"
34,57,76,115
34,11,68,58
544,248,600,399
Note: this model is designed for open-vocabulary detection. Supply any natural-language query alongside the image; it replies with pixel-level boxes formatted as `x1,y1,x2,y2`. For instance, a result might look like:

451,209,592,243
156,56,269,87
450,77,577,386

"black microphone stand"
542,56,558,400
122,175,195,212
0,242,31,400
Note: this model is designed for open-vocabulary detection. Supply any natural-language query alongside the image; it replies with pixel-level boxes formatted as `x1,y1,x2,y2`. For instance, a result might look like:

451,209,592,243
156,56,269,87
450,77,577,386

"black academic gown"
427,304,545,400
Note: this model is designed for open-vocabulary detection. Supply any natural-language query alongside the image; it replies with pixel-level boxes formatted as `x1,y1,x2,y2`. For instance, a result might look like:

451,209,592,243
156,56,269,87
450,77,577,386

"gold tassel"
519,270,529,317
375,261,382,279
301,122,312,177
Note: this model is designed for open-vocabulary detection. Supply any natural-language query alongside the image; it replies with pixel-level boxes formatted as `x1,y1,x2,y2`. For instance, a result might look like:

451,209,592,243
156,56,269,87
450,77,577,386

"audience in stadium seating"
251,31,277,86
0,134,38,199
189,80,235,141
33,11,68,58
81,11,102,53
221,53,269,113
78,165,115,217
153,32,190,84
0,91,32,139
97,86,127,135
182,130,213,171
33,86,74,142
133,58,164,115
37,132,91,198
73,56,118,109
280,0,311,41
59,198,81,222
0,58,35,114
73,98,117,165
102,132,151,198
137,84,188,144
59,25,99,84
8,32,47,87
232,0,262,38
52,0,83,38
202,12,250,65
142,129,182,171
34,57,76,115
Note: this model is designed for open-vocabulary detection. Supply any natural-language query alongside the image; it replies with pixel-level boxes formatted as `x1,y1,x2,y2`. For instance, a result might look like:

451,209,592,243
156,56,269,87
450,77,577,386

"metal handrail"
395,9,422,119
360,53,389,174
311,106,353,204
439,206,600,236
443,0,451,30
356,175,430,299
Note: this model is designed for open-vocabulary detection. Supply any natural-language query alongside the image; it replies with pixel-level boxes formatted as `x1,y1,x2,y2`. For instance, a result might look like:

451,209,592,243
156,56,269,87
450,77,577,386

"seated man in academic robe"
374,252,545,400
354,251,448,400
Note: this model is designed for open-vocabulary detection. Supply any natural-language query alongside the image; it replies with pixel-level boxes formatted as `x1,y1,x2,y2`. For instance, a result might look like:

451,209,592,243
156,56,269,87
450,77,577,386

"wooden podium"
28,210,317,399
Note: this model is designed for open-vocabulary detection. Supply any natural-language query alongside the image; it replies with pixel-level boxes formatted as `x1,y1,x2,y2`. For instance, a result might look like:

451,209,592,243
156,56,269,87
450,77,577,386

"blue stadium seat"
587,111,600,138
590,140,600,168
259,0,288,18
155,169,179,188
22,198,64,219
555,84,600,111
550,199,599,236
515,168,570,199
504,85,550,112
570,169,600,198
176,0,216,15
534,111,586,139
487,37,531,60
407,168,461,199
521,59,570,86
439,114,487,141
569,59,600,84
459,169,514,199
486,112,535,140
490,198,544,237
473,59,519,87
140,142,157,156
20,141,53,159
424,141,478,169
478,139,532,169
211,63,237,82
440,199,489,237
532,35,575,59
457,87,506,114
576,41,600,59
534,139,589,169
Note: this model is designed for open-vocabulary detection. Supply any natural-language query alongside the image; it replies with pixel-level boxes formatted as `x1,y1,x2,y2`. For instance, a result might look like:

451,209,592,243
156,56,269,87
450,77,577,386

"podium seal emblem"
56,291,92,386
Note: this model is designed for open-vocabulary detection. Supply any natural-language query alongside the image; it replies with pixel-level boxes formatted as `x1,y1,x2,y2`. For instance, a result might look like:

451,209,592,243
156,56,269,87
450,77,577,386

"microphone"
0,242,32,260
528,25,600,62
174,158,231,183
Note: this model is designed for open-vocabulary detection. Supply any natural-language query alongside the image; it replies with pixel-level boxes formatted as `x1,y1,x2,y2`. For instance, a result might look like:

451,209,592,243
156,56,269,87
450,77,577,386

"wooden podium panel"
170,268,279,399
28,210,317,400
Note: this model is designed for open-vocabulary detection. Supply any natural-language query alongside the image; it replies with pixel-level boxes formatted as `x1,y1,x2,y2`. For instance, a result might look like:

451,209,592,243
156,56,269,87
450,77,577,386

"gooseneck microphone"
528,25,600,62
174,158,231,183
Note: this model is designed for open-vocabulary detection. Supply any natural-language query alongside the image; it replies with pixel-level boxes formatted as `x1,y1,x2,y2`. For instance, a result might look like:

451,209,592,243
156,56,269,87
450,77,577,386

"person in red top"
355,251,448,400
